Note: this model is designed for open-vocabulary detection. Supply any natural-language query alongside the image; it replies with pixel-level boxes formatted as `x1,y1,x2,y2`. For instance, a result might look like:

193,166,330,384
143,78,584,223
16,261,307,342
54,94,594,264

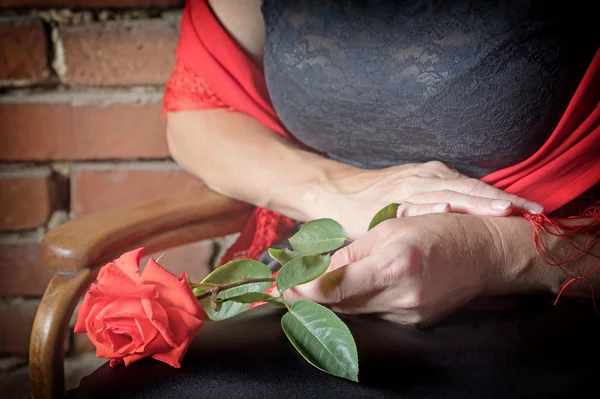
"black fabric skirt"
66,295,600,399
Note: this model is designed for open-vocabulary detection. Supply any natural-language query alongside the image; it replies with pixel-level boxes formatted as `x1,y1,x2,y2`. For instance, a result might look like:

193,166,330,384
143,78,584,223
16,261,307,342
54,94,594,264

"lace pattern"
163,63,231,114
262,0,598,178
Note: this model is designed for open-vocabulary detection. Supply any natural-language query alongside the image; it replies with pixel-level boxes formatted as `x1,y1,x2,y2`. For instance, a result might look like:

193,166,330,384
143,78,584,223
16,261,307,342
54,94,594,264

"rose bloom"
75,248,206,368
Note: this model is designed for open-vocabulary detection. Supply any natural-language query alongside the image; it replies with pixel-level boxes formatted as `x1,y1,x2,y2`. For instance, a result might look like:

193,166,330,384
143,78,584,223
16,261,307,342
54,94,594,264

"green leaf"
199,260,273,321
276,255,331,292
268,248,302,266
281,300,358,382
289,219,346,254
368,203,400,231
218,292,285,306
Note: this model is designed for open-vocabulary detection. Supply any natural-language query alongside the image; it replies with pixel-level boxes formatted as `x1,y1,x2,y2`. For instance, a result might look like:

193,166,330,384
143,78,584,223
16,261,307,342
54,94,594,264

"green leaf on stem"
368,203,400,231
281,300,359,382
276,254,331,293
199,260,273,321
217,292,286,306
289,219,346,254
268,248,302,266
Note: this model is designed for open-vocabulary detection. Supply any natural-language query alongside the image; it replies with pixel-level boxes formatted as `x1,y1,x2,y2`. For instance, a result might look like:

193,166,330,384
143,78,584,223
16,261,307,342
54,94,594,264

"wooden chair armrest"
42,185,253,273
30,186,254,399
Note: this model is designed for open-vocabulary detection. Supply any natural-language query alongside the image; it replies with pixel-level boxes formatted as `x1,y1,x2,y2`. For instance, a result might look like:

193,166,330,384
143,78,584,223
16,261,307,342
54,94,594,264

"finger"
419,161,466,179
396,201,450,217
444,178,544,214
406,190,519,216
283,256,379,305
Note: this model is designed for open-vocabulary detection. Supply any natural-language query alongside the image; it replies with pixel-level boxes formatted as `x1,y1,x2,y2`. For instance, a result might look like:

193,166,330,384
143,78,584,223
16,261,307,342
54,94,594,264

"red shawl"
165,0,600,265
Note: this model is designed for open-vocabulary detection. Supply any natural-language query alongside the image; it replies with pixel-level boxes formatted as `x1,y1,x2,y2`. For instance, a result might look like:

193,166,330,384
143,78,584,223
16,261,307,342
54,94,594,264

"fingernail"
524,201,544,214
433,203,450,212
491,200,511,210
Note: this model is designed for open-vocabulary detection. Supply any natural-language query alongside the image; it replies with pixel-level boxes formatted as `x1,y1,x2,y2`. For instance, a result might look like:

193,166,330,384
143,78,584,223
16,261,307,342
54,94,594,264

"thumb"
329,244,358,271
282,239,374,304
282,266,347,304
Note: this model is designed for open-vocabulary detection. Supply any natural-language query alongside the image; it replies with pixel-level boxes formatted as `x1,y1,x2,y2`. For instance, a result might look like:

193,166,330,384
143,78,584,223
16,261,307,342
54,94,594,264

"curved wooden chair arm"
29,186,254,399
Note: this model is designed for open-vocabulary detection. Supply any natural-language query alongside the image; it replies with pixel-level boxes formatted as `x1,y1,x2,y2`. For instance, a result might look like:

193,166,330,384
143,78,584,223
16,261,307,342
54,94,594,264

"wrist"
479,216,564,296
296,156,362,222
276,150,360,222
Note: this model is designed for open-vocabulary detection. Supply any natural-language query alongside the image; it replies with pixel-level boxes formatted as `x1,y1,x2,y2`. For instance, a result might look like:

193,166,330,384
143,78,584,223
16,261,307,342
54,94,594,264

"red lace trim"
162,61,297,266
219,207,297,264
163,63,231,114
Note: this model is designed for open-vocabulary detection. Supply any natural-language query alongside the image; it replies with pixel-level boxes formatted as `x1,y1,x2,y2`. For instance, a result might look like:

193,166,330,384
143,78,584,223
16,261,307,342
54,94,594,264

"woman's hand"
282,213,504,326
310,161,543,238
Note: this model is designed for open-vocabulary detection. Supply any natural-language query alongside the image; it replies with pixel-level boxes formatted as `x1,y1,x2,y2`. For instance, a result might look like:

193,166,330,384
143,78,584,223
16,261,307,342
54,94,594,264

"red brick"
0,298,39,355
0,167,56,230
71,162,205,216
60,20,179,86
0,234,53,296
0,0,183,7
0,17,48,84
0,93,169,161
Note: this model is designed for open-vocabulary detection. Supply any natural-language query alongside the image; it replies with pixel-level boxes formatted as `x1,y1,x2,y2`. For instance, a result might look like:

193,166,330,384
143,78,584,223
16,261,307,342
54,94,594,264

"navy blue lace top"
262,0,597,177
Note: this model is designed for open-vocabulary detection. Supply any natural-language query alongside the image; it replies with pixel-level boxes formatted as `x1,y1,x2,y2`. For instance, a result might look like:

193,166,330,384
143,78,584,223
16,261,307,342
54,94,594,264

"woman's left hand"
282,213,503,326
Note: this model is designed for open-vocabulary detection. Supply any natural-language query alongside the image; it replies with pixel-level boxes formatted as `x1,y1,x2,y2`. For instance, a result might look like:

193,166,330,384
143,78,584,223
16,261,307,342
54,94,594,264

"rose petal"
95,298,147,321
140,276,204,321
141,260,204,316
141,257,181,289
93,328,121,359
99,319,141,353
162,307,203,341
140,298,178,348
92,283,158,299
105,330,134,352
121,333,173,367
75,293,113,333
133,319,159,353
113,247,145,278
96,262,141,287
151,307,203,368
121,353,145,367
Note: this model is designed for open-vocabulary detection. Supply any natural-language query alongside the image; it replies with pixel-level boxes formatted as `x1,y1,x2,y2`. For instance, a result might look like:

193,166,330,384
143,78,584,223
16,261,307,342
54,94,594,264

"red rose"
74,248,206,368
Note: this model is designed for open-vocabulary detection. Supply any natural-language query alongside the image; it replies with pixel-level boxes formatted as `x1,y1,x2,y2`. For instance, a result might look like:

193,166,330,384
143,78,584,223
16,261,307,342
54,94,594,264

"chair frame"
28,186,253,399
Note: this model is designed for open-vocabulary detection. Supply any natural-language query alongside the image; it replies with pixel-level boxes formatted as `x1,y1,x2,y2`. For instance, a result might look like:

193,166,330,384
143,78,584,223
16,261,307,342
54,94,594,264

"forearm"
166,110,355,221
481,215,600,297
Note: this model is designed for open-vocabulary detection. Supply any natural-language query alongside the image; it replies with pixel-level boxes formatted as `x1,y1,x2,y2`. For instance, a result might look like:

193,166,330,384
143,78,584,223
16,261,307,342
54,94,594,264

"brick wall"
0,0,220,358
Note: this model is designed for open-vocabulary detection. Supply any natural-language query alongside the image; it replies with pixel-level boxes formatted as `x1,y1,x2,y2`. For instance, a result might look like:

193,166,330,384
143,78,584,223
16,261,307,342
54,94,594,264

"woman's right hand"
310,160,543,239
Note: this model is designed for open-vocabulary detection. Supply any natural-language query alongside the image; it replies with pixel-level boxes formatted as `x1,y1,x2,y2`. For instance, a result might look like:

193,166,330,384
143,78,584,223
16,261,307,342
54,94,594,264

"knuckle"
314,272,346,304
381,260,405,283
397,175,419,188
506,194,521,204
327,278,345,303
462,178,485,195
383,244,422,281
396,202,410,218
424,160,448,170
436,189,455,201
403,285,428,310
333,245,354,266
